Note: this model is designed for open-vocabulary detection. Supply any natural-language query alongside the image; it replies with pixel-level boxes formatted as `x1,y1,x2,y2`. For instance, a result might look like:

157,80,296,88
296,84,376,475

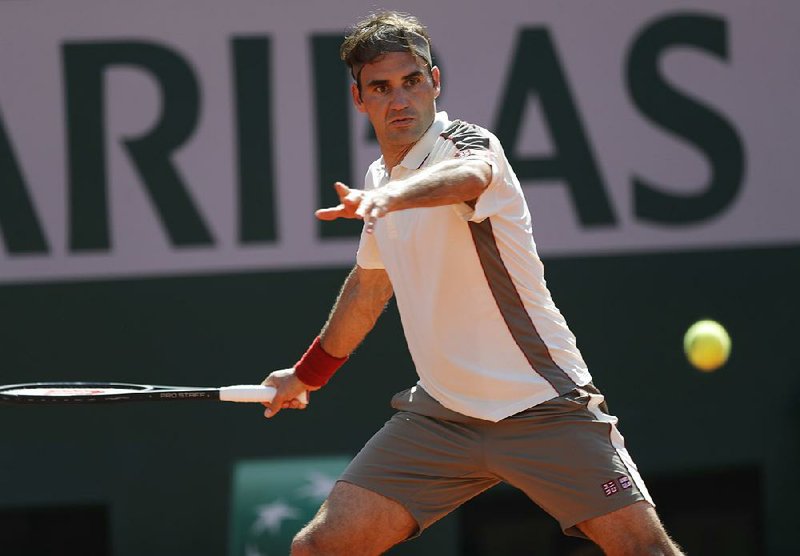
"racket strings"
2,387,144,397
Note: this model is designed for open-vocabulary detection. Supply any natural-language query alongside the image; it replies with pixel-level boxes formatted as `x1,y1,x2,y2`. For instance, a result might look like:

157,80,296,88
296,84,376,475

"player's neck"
380,119,435,172
382,142,416,172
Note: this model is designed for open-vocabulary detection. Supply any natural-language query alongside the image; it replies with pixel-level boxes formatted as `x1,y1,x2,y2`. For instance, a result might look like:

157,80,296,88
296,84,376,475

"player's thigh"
294,480,416,553
339,407,497,535
488,386,652,536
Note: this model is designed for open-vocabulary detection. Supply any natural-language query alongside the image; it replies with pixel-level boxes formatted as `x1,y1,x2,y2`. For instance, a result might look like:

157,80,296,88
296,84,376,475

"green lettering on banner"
311,34,360,239
0,109,49,254
627,13,744,224
233,37,277,244
494,28,616,227
64,41,213,252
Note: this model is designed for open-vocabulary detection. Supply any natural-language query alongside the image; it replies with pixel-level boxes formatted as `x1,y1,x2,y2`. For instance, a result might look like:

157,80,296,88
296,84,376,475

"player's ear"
351,82,366,113
431,66,441,99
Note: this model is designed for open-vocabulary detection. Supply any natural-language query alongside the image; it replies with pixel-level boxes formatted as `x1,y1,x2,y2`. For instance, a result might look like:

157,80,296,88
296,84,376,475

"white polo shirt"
357,112,591,421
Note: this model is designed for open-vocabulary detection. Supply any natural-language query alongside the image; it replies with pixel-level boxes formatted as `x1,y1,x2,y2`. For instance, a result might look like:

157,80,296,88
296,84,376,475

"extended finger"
355,198,371,219
315,205,348,220
334,181,350,199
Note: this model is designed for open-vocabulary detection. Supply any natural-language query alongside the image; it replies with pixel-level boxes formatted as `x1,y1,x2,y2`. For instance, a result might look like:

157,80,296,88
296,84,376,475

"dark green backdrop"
1,245,797,555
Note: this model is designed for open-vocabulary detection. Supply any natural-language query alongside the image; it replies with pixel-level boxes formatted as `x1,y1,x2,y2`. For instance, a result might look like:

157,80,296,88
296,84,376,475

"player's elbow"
461,160,492,201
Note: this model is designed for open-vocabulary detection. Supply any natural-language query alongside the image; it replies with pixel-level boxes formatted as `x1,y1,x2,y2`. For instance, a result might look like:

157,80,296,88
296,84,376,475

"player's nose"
388,88,410,109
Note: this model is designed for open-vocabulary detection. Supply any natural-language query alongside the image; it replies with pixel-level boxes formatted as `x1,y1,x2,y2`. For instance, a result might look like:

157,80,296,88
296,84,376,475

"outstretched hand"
315,182,365,221
315,182,392,234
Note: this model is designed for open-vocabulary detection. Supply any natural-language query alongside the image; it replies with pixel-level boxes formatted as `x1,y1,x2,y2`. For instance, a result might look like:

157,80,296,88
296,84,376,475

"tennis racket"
0,382,308,405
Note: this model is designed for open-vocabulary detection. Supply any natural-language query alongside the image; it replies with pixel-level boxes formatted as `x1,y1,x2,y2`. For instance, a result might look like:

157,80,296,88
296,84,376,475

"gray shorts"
339,384,653,538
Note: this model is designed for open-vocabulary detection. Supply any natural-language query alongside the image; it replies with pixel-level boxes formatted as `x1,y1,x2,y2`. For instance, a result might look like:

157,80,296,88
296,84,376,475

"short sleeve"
356,226,384,269
453,137,514,223
434,121,518,223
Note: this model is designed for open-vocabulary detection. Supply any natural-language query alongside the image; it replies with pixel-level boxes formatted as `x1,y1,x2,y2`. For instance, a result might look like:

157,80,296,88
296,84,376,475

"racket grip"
219,385,309,404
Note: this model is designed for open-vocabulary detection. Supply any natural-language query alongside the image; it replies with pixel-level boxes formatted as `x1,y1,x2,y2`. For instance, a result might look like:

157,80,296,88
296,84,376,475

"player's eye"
374,85,389,95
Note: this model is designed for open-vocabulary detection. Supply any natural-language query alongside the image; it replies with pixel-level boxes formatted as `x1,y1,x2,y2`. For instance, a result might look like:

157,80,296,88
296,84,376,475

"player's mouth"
389,116,415,128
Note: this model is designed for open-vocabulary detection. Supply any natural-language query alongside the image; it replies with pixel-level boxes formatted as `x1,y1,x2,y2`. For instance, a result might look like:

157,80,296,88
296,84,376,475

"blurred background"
1,1,797,554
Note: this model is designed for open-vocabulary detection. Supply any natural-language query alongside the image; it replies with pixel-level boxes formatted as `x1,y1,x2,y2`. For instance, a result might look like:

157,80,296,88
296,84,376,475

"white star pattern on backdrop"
245,542,266,556
295,471,337,501
244,470,340,555
250,500,300,536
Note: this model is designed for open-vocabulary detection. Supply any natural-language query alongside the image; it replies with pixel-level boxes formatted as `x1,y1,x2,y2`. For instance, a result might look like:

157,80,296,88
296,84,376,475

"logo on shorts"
602,475,632,497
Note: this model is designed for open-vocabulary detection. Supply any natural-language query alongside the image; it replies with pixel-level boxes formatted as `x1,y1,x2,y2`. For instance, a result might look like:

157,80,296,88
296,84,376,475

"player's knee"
291,520,346,556
289,536,307,556
289,528,322,556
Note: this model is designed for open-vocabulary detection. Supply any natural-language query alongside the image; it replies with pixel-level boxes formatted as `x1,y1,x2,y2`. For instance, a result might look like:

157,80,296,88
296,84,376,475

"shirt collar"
396,111,450,170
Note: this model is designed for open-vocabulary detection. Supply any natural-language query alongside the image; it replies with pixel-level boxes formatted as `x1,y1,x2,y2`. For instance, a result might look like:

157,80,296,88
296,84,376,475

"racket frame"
0,381,305,404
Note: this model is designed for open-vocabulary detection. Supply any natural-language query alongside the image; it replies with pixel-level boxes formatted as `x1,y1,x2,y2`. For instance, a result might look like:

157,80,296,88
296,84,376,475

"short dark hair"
340,11,433,87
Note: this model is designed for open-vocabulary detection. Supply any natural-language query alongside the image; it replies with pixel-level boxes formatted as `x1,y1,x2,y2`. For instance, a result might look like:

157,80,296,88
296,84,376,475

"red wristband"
294,336,348,387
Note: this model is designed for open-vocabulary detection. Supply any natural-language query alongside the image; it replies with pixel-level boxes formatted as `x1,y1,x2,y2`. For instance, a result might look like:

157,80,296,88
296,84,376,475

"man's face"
352,51,441,152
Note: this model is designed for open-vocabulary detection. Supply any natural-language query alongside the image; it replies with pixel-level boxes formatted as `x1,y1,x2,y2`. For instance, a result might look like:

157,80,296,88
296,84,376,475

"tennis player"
262,11,684,556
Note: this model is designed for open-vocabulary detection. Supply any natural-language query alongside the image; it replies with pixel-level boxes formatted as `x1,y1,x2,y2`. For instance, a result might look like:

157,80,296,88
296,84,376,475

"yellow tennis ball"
683,320,731,372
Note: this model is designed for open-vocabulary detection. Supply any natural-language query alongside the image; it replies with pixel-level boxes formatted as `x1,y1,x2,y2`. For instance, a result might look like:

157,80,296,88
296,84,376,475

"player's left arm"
316,159,491,232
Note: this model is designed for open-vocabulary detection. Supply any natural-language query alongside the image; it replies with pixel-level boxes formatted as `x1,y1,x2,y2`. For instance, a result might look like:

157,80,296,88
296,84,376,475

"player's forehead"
360,51,428,83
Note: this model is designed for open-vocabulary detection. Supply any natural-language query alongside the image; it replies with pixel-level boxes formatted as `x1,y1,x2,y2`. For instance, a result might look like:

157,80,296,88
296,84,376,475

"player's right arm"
261,264,393,418
318,265,394,356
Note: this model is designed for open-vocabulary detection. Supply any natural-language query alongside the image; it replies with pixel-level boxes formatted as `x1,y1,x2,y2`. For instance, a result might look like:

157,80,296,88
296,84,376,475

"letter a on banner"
495,28,616,227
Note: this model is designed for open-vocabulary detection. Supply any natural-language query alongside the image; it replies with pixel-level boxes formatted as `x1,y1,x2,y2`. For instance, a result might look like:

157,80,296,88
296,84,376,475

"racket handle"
218,385,309,404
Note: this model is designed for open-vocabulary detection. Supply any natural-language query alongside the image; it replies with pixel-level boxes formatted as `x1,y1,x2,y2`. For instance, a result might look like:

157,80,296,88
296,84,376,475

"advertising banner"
1,0,797,283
